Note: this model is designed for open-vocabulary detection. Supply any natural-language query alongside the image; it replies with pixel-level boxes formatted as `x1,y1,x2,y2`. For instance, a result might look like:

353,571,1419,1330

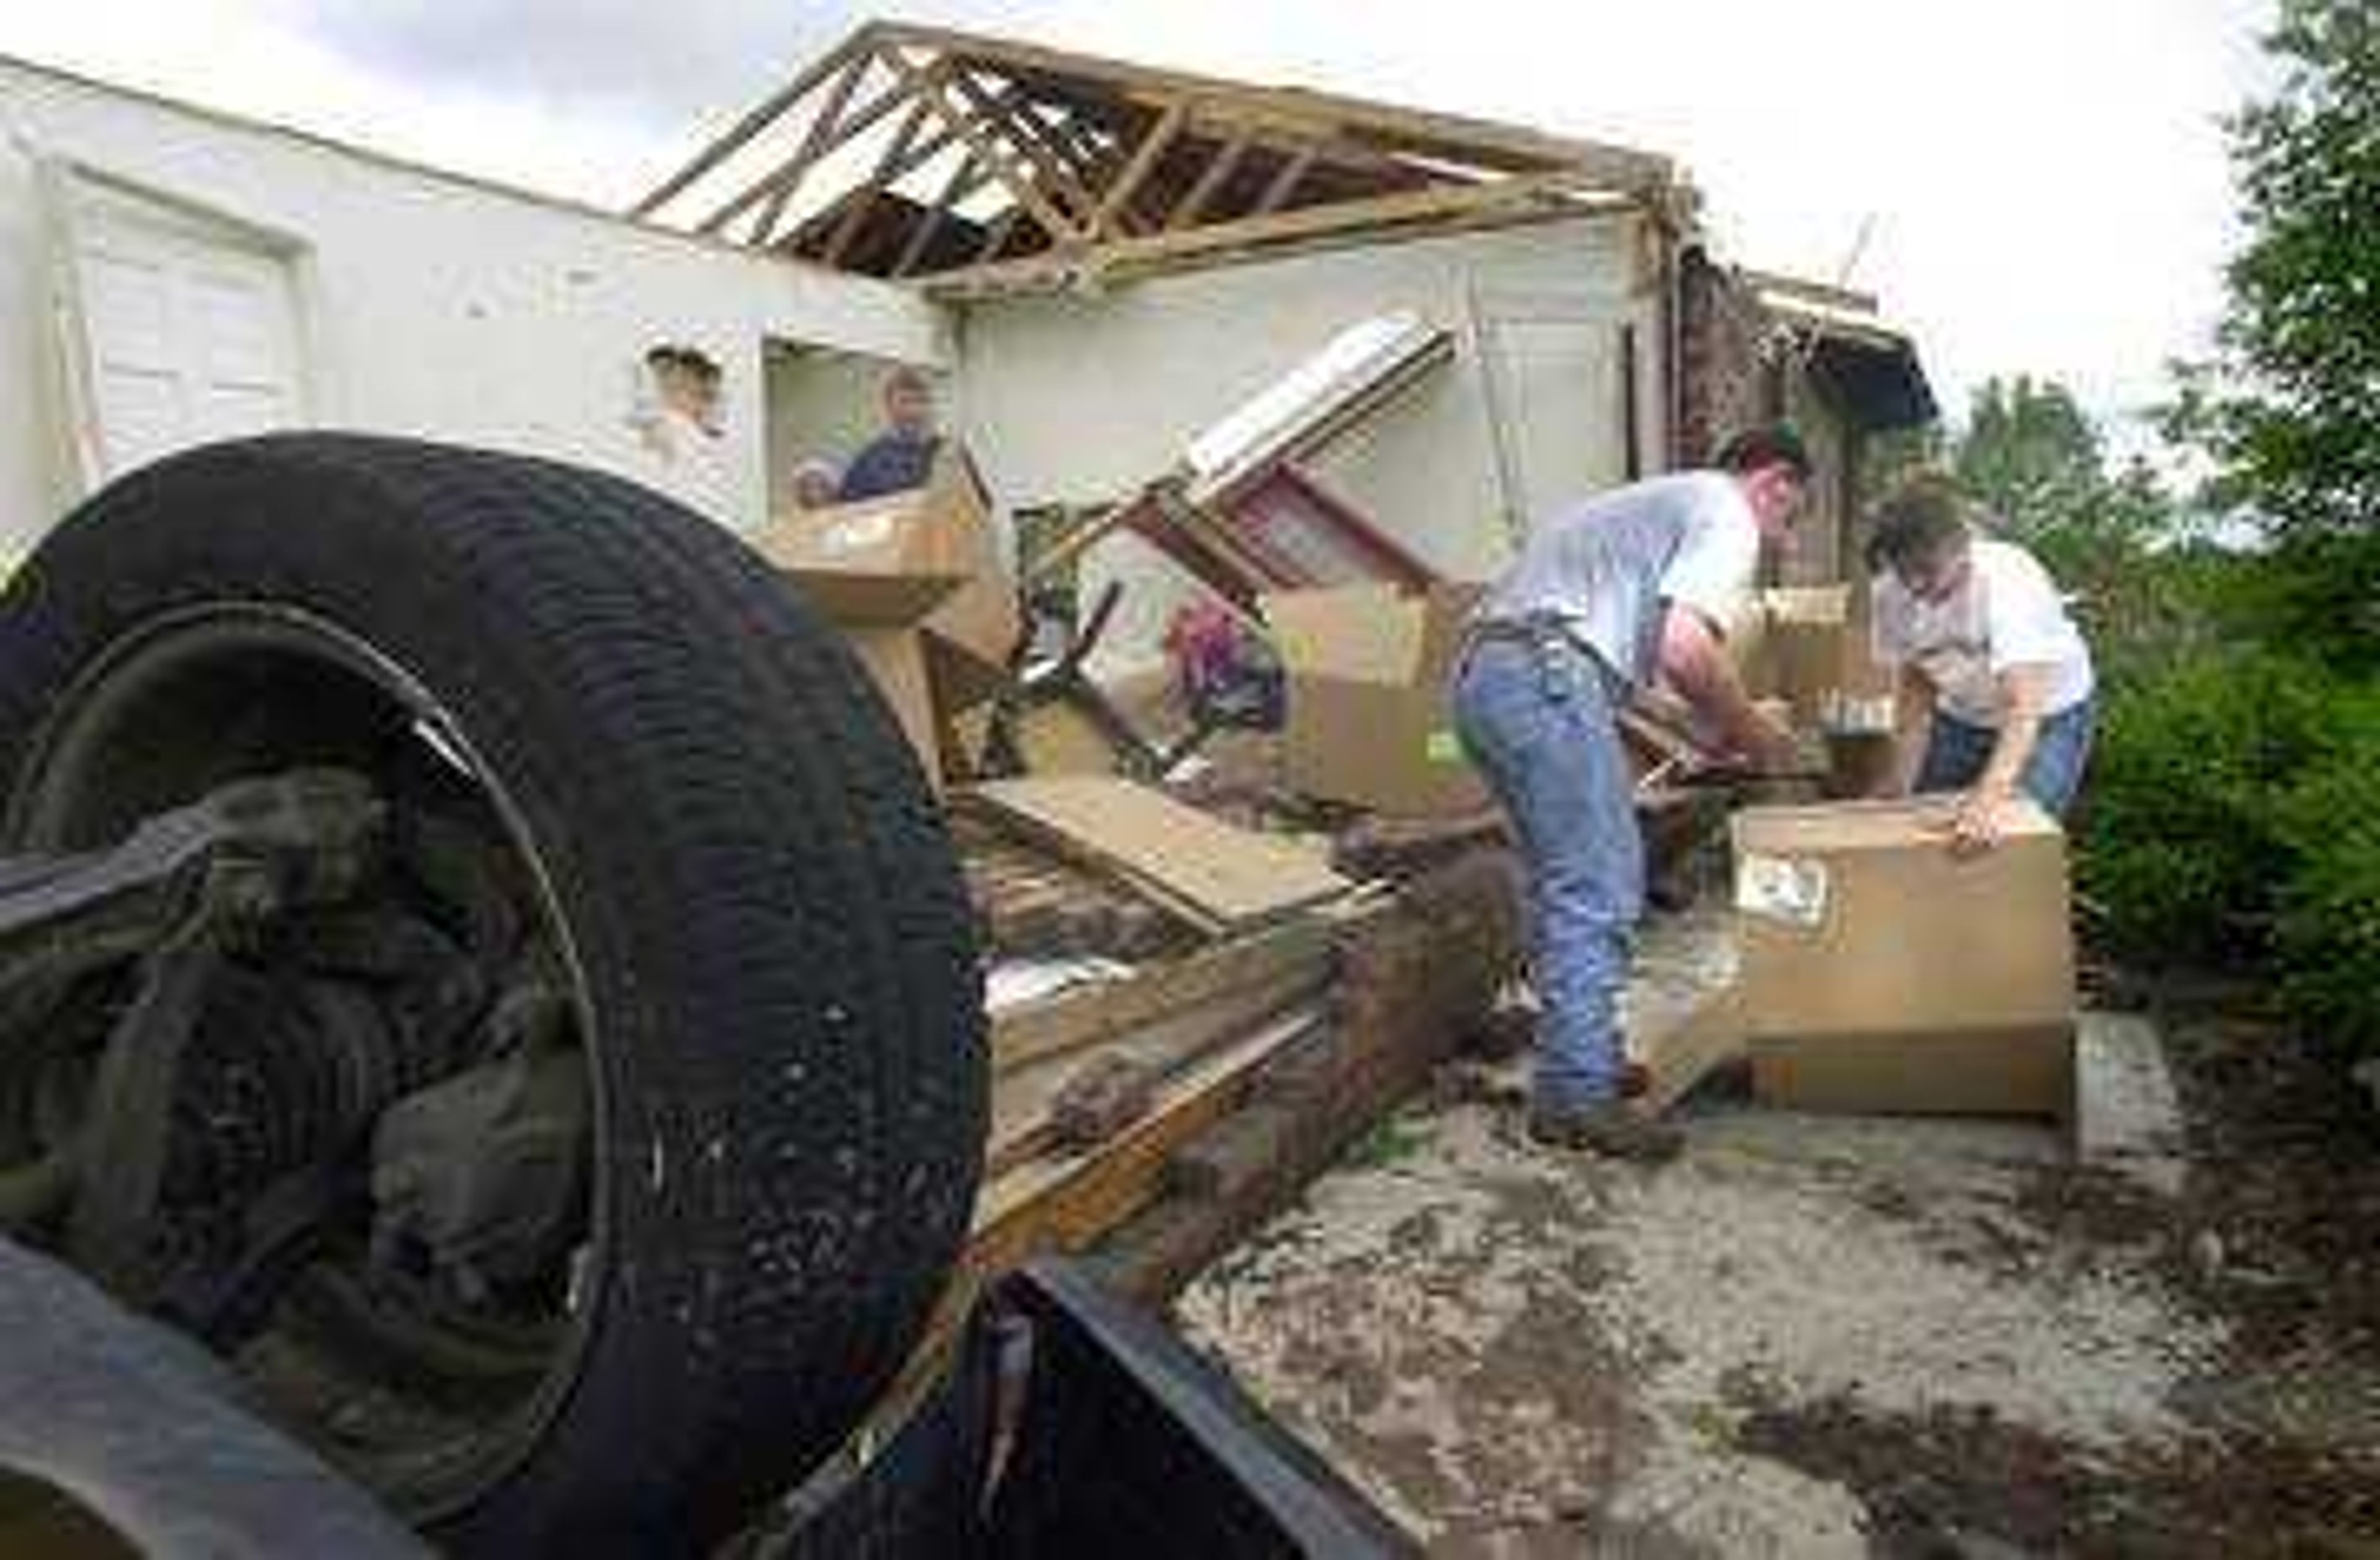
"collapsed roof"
633,20,1686,297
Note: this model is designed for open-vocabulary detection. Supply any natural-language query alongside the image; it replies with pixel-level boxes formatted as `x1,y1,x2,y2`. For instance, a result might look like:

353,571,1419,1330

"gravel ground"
1174,926,2378,1558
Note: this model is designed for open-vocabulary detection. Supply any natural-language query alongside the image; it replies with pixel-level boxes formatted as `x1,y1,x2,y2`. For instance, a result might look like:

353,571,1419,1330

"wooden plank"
822,94,938,267
1091,99,1184,237
1254,145,1317,216
991,915,1333,1073
953,70,1104,229
881,48,1084,247
927,173,1602,296
1169,130,1250,227
968,778,1349,931
891,152,992,279
988,968,1328,1174
698,45,880,237
869,21,1668,186
966,1007,1320,1278
632,25,879,216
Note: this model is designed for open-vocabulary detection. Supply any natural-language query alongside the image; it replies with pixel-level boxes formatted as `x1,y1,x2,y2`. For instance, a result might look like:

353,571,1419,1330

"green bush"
2079,648,2380,1059
2272,688,2380,1057
2076,650,2343,966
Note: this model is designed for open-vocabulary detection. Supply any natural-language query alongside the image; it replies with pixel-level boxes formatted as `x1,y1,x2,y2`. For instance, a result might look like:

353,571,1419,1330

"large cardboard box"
1262,581,1488,817
1732,796,2076,1117
845,627,940,786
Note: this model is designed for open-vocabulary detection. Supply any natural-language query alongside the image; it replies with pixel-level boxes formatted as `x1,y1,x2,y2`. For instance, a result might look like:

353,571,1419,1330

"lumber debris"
965,775,1351,933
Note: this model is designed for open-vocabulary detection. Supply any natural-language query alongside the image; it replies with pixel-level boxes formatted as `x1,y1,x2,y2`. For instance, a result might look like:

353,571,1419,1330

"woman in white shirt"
1867,480,2097,852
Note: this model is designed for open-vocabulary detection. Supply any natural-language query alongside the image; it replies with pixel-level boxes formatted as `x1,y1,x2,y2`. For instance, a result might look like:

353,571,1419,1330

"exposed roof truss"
634,22,1681,296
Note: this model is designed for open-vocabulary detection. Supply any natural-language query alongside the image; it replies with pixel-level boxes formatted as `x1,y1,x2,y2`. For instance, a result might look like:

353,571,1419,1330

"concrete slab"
2073,1010,2188,1199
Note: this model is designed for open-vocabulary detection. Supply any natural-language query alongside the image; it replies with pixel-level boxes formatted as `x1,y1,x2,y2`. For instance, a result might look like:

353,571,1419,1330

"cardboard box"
749,485,974,625
1262,581,1488,817
1732,796,2075,1117
845,627,941,787
750,454,1021,713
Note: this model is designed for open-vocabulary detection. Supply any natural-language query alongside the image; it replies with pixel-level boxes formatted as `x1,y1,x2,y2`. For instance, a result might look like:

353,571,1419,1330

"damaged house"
0,20,1930,656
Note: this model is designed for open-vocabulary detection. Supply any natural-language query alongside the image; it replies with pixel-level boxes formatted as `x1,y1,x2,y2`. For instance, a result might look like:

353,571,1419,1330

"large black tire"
0,435,987,1554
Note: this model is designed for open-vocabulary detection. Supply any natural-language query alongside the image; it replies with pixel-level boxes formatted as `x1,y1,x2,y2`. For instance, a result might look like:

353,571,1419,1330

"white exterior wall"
954,214,1664,665
0,56,948,556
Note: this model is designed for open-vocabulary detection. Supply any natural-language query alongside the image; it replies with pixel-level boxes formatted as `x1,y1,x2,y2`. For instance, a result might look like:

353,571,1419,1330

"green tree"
2172,0,2380,669
1954,376,2104,534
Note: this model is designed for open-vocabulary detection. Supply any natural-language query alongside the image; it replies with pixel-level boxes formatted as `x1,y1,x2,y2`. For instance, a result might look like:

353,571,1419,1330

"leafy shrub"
2076,650,2343,966
2272,687,2380,1057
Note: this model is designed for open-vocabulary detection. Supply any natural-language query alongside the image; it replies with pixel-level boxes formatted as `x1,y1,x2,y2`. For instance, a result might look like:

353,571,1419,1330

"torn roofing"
631,19,1686,294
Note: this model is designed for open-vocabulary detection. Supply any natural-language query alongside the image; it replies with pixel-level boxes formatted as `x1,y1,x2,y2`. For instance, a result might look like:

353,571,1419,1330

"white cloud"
0,0,2276,431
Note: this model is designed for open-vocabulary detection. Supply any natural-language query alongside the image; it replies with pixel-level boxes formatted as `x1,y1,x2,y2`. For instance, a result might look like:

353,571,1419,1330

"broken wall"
954,213,1663,670
0,56,950,556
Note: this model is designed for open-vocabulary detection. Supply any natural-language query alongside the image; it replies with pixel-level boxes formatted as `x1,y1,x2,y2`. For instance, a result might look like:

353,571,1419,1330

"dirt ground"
1175,936,2380,1558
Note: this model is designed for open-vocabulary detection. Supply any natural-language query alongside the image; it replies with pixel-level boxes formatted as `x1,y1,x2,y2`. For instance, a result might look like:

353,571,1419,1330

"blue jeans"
1452,637,1640,1109
1916,698,2097,818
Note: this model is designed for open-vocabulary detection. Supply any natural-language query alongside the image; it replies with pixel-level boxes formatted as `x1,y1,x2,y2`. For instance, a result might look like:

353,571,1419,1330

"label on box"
1424,729,1466,765
1736,852,1829,927
819,510,899,555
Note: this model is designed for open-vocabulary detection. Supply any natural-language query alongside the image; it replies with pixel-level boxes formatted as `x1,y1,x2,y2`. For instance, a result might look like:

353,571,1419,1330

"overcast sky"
2,1,2275,443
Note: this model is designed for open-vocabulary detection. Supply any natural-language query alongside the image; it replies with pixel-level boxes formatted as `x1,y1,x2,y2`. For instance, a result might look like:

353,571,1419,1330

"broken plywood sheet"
967,776,1351,932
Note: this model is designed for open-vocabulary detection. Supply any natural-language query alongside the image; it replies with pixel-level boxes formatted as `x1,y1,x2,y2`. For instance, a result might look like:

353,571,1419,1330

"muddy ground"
1175,948,2380,1558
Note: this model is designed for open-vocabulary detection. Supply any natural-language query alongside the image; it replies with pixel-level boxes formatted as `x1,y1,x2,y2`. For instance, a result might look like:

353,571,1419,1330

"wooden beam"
711,69,932,238
881,47,1085,249
932,170,1597,296
1168,130,1250,228
972,205,1022,265
967,1008,1318,1279
634,24,879,217
702,45,880,239
1092,99,1183,239
870,20,1670,188
891,152,991,279
822,93,937,268
1254,145,1316,216
991,917,1333,1073
950,68,1103,231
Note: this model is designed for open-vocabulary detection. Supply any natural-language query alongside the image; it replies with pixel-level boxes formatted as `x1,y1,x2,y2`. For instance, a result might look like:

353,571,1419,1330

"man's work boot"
1527,1098,1684,1163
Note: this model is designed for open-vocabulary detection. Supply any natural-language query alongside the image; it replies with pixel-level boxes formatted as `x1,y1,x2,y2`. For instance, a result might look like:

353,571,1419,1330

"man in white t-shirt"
1453,426,1807,1161
1867,479,2097,852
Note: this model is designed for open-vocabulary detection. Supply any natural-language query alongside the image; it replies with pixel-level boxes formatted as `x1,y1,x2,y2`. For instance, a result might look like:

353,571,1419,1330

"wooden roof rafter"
634,19,1680,293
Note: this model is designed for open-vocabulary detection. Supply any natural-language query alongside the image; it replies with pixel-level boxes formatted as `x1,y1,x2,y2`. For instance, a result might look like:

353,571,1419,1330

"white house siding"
952,213,1665,667
0,55,948,557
